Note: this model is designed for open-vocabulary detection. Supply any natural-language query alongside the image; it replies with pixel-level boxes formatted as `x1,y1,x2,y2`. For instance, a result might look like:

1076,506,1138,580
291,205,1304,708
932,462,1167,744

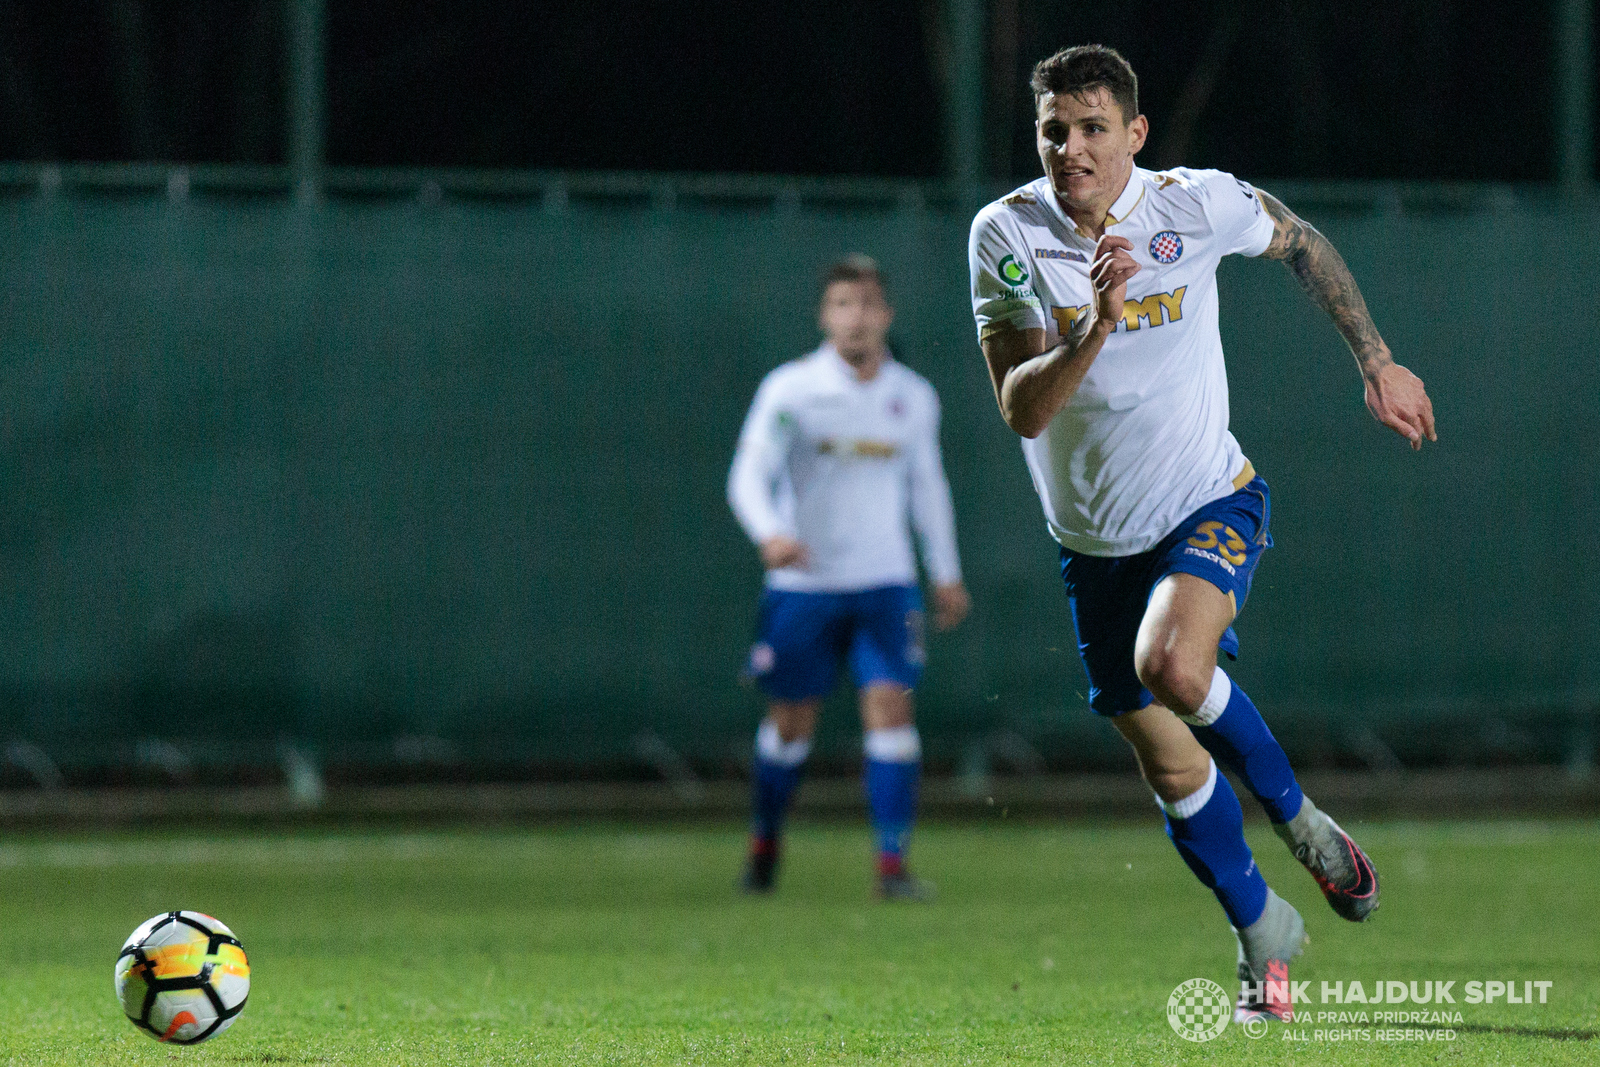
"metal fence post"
288,0,326,203
946,0,985,203
1557,0,1593,197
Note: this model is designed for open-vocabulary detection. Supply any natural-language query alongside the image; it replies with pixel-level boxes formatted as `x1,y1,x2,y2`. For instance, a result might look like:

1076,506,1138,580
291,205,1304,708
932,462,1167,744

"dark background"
0,3,1595,786
0,0,1572,181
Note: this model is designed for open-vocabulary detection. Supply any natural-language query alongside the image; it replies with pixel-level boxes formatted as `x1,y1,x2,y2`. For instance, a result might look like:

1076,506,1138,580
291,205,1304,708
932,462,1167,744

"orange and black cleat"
1275,797,1380,922
1234,959,1296,1024
1232,888,1308,1026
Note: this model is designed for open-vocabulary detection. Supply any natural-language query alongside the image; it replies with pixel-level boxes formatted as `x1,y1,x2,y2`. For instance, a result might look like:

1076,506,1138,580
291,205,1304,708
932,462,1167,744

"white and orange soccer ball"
114,911,250,1044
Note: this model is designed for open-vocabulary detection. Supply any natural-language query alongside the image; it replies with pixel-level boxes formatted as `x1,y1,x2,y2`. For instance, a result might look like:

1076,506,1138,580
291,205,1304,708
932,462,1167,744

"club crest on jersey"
1149,231,1183,264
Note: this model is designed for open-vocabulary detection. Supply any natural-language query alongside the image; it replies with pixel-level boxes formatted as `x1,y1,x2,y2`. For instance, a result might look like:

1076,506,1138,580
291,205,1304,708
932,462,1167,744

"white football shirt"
728,344,962,593
968,166,1274,556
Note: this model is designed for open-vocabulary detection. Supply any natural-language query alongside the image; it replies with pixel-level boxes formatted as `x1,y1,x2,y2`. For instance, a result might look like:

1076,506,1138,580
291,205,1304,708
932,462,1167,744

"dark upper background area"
0,0,1574,182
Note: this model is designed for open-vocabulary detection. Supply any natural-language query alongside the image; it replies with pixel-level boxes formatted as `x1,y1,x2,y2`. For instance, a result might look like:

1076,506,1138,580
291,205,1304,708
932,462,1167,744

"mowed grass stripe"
0,821,1594,1065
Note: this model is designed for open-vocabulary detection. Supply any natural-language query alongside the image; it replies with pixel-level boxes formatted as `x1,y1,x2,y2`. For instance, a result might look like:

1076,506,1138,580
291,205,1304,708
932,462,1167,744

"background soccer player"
728,255,970,900
968,46,1435,1021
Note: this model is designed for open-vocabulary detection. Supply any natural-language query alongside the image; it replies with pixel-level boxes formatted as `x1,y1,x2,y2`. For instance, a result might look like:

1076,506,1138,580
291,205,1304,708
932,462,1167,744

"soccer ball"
114,911,250,1044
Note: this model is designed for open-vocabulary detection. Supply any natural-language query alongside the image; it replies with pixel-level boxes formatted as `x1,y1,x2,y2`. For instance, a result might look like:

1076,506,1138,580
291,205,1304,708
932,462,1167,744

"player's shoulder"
1147,166,1258,211
757,349,831,397
972,177,1055,234
883,359,938,400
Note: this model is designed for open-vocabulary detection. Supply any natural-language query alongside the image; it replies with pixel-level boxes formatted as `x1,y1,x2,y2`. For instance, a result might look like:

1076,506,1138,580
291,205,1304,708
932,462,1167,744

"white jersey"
968,166,1274,556
728,344,962,593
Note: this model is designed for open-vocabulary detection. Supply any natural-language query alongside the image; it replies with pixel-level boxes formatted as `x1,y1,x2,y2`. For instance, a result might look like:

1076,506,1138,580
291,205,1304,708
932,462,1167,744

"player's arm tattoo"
1255,188,1393,382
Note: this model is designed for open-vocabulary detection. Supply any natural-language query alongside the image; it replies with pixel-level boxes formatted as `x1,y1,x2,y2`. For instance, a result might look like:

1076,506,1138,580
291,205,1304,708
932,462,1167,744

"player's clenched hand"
759,535,808,570
932,582,970,631
1364,362,1437,451
1090,235,1139,328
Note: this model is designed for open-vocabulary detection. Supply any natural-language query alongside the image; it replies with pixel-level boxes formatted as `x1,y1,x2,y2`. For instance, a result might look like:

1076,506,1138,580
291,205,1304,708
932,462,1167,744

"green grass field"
1,817,1595,1065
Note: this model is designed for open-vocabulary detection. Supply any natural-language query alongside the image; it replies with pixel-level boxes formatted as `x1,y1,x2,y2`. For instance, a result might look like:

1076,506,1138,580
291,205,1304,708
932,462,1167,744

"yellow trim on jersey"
1104,177,1147,226
1231,459,1256,491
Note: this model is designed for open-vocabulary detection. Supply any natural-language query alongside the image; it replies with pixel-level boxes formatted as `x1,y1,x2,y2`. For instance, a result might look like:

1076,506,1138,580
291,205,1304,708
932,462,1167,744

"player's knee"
1133,646,1209,717
869,702,914,730
767,701,818,743
860,683,913,731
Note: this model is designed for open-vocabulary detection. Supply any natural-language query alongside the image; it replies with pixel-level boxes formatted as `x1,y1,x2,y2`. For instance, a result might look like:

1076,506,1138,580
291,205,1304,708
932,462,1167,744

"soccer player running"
968,46,1434,1022
729,255,970,901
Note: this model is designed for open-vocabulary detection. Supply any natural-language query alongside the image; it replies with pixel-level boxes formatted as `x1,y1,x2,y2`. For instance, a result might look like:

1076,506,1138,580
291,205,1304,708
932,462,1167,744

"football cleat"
739,839,779,895
876,871,936,903
1234,958,1295,1024
1233,889,1308,1025
1274,797,1380,922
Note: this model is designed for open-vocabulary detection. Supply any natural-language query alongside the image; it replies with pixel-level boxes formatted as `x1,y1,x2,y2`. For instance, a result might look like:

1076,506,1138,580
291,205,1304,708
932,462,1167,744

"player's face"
819,279,894,360
1035,88,1148,215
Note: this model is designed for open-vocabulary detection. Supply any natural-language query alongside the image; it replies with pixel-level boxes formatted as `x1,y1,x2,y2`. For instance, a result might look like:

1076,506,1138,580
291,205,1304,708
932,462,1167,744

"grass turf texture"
0,819,1595,1065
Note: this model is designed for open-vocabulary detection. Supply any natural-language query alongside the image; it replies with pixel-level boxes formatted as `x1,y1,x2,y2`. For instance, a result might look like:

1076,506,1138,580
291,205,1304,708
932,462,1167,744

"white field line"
0,833,543,869
0,828,710,869
0,821,1590,870
1352,820,1600,846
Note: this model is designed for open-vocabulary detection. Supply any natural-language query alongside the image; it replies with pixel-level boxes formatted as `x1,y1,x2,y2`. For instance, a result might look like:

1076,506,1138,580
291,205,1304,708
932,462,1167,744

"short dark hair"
1030,44,1139,124
820,254,887,303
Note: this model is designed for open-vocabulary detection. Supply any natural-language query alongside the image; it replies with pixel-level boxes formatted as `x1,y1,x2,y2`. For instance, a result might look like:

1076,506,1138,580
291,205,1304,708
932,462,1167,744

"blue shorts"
746,585,926,701
1060,475,1273,716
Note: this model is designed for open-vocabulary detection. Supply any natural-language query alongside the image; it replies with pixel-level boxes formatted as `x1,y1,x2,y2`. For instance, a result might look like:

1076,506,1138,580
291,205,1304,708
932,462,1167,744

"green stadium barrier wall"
0,192,1595,776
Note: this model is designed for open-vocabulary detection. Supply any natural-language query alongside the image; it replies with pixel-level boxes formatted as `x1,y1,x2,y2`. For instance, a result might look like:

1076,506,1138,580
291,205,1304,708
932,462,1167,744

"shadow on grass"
1454,1023,1597,1041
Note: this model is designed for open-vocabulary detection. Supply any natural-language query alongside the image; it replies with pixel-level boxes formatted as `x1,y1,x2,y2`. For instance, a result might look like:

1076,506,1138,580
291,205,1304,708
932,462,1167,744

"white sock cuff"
1160,758,1219,819
863,725,921,763
1179,667,1232,727
756,719,812,768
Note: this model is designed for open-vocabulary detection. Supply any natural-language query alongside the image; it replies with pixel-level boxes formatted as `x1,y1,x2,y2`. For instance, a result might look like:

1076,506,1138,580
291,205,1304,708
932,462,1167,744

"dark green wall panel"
0,196,1592,769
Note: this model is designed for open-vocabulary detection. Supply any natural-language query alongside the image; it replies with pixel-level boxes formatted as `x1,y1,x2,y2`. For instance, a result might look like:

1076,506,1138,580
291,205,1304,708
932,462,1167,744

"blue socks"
863,725,921,875
751,719,923,877
750,719,810,846
1154,670,1296,928
1163,759,1269,927
1181,668,1304,824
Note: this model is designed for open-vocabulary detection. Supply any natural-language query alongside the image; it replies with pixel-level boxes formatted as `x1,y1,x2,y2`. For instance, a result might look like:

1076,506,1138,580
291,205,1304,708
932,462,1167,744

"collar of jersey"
818,343,892,386
1103,167,1147,227
1038,167,1146,240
